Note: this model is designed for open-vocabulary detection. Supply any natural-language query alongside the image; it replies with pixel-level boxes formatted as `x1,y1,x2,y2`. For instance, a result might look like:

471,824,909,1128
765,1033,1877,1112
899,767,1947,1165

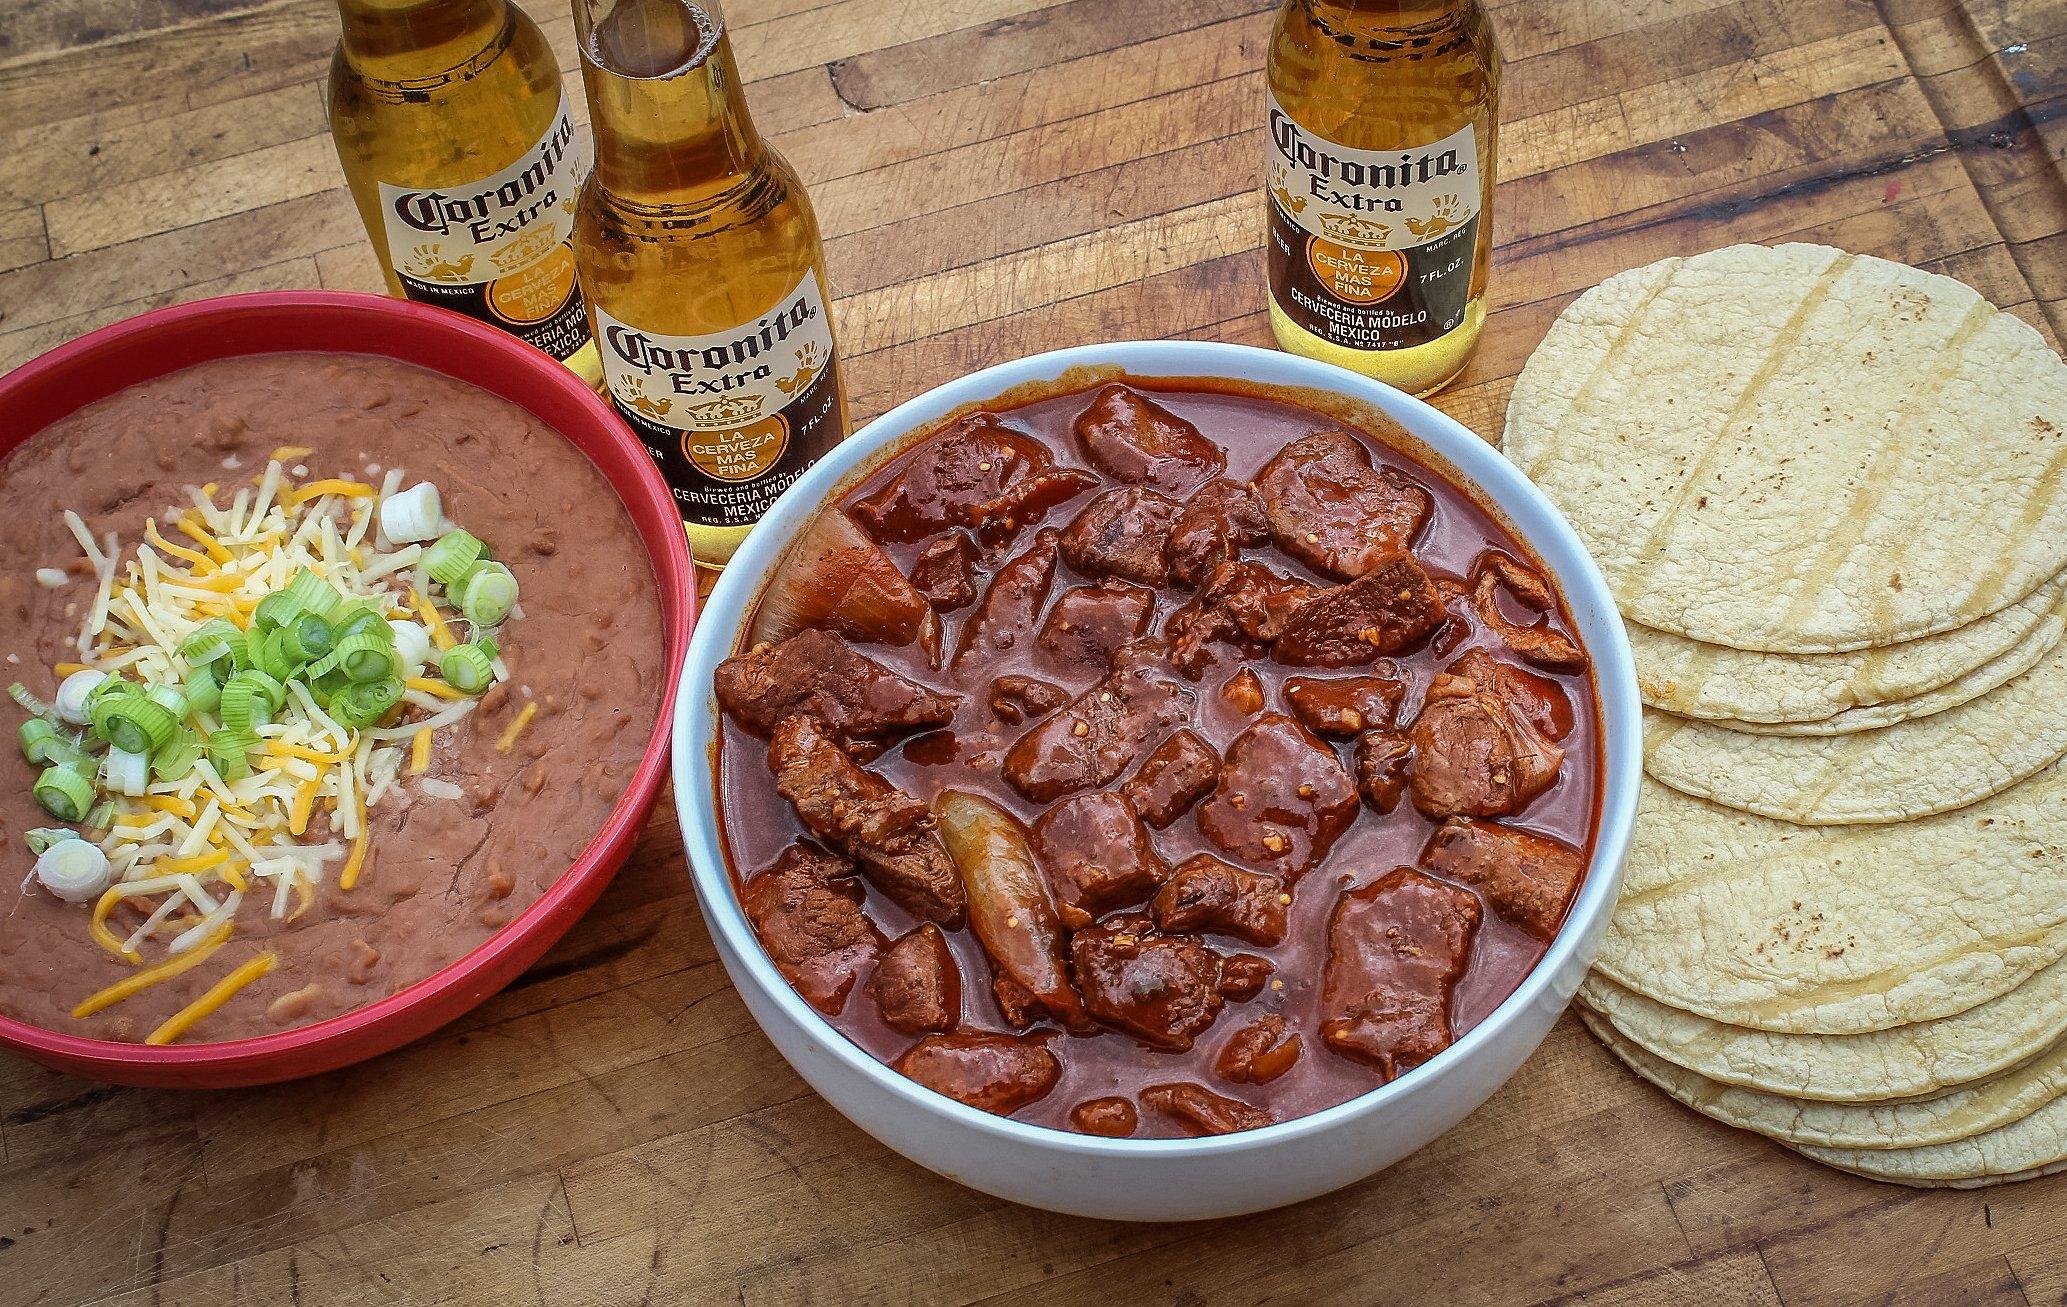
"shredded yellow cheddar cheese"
144,951,277,1045
72,925,233,1018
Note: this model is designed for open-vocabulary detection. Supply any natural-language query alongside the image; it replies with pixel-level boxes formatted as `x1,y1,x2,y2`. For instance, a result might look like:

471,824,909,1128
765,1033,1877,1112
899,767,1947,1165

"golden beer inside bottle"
1265,0,1501,397
575,0,849,572
328,0,600,379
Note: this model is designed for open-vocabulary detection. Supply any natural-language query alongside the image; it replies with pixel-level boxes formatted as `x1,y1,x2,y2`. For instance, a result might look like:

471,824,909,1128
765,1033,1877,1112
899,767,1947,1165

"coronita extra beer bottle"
1265,0,1501,396
327,0,599,380
572,0,847,570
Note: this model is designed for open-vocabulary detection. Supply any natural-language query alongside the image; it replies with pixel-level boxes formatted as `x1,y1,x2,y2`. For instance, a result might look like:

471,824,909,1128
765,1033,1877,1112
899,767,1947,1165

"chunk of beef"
1031,792,1169,922
1070,1096,1139,1137
1071,384,1224,494
1420,818,1586,941
1274,555,1445,667
989,674,1068,725
1284,673,1406,739
1058,486,1181,586
1166,560,1319,676
1140,1082,1275,1136
1119,729,1221,828
894,1032,1060,1115
770,716,966,925
1071,913,1225,1051
716,628,959,748
1469,551,1586,671
1352,730,1413,814
1195,714,1358,880
1407,649,1571,819
1151,855,1289,946
740,844,884,1017
867,923,962,1035
1166,479,1268,587
1256,429,1432,579
910,532,980,610
853,413,1092,544
1220,666,1265,716
952,528,1058,673
1218,953,1275,1001
1036,580,1155,675
1002,643,1192,802
1214,1015,1302,1085
1320,868,1481,1078
852,413,1043,542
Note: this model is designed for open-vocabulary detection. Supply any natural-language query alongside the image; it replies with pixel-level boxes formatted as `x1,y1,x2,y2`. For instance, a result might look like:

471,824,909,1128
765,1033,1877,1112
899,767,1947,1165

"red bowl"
0,291,695,1087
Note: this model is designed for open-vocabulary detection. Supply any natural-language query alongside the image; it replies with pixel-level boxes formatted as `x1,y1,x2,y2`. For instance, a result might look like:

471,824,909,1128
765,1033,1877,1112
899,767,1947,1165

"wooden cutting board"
0,0,2062,1302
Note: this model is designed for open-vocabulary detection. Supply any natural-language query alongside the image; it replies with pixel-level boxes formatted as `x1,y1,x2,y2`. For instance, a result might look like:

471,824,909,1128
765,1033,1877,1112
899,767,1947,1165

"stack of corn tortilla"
1506,243,2067,1187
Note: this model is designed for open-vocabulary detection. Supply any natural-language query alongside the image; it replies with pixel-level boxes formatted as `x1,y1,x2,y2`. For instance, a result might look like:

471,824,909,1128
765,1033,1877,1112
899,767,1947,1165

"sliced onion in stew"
749,509,931,649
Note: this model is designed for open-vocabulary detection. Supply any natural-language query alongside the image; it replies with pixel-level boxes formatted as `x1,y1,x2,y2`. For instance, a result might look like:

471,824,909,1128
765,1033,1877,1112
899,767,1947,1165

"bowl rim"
0,290,695,1073
675,338,1642,1156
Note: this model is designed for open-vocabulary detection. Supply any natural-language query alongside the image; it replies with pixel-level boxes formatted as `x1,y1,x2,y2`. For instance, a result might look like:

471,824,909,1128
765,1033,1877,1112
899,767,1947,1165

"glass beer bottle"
327,0,599,380
1265,0,1501,397
572,0,847,571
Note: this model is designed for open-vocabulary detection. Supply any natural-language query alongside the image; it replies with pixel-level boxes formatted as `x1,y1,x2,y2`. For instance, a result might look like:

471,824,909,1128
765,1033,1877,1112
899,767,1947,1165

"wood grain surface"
1,0,2064,1303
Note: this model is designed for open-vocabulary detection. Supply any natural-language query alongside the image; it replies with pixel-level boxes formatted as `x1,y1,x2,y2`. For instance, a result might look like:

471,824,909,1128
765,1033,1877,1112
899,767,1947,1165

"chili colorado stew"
714,382,1602,1138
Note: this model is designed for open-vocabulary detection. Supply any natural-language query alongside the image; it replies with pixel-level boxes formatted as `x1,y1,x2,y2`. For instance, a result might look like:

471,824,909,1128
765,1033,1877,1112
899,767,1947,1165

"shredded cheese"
71,924,233,1018
405,676,466,702
497,701,538,753
410,728,432,774
144,951,276,1045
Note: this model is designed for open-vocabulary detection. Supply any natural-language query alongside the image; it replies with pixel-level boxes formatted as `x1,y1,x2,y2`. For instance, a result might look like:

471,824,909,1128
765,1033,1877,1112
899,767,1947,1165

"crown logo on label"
1317,214,1391,245
687,394,766,426
490,228,558,272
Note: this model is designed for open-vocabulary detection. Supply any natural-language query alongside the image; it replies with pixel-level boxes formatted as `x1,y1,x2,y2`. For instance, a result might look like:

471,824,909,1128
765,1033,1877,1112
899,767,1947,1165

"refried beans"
0,353,663,1042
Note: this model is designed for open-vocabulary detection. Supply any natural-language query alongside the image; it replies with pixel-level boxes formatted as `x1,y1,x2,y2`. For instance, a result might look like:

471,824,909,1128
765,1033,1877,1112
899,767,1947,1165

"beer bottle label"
594,268,844,531
1265,90,1481,353
376,94,592,361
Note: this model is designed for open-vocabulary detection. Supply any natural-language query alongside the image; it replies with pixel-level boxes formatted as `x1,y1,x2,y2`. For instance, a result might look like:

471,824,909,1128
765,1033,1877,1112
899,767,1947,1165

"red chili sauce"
714,381,1601,1138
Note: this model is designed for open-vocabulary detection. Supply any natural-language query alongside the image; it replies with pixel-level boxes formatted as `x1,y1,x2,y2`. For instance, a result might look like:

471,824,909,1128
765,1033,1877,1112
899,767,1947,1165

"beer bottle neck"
579,2,765,206
335,0,510,80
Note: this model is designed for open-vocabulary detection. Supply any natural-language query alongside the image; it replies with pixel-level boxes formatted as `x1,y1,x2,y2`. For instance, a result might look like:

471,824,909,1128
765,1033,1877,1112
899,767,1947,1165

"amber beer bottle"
572,0,847,570
1265,0,1501,396
327,0,597,379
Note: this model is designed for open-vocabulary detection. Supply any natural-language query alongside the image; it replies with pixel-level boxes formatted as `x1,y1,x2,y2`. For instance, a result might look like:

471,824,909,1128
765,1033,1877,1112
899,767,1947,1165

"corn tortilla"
1504,243,2067,653
1597,773,2067,1034
1578,968,2067,1102
1630,575,2066,726
1639,630,2067,824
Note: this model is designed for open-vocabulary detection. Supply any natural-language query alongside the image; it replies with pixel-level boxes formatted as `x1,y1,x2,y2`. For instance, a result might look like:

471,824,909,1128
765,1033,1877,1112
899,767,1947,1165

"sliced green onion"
87,674,134,705
454,562,518,627
217,680,269,734
229,668,286,712
331,677,403,729
253,626,300,682
34,765,94,821
95,695,179,755
152,728,202,782
283,613,334,663
252,590,300,631
282,568,342,621
179,619,242,668
82,800,116,842
146,683,188,721
425,530,487,586
333,605,386,642
227,628,255,671
7,682,51,718
100,747,150,797
183,663,221,716
24,827,78,856
331,630,396,683
18,718,61,764
34,837,112,903
37,737,90,774
54,669,108,726
439,642,498,695
204,730,256,781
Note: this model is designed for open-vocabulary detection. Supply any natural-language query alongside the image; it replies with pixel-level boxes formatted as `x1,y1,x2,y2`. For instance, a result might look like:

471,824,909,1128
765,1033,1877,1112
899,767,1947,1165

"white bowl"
673,340,1641,1222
